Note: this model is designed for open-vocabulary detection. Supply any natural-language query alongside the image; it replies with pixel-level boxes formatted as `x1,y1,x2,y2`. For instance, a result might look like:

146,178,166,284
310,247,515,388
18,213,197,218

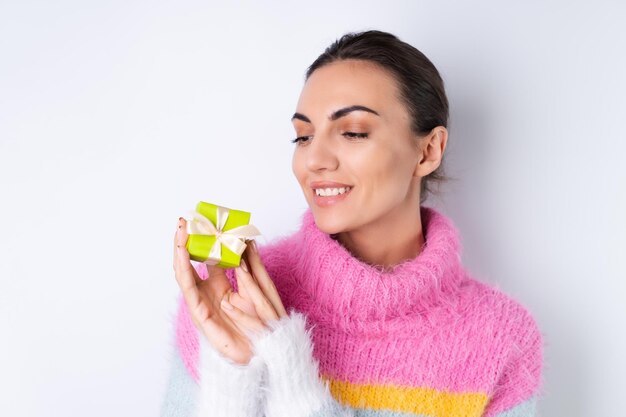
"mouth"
313,185,352,197
311,185,353,207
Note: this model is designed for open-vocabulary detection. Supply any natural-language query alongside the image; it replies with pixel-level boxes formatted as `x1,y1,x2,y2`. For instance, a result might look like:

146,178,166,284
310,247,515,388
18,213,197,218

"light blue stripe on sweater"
491,395,537,417
310,402,431,417
160,347,198,417
353,409,430,417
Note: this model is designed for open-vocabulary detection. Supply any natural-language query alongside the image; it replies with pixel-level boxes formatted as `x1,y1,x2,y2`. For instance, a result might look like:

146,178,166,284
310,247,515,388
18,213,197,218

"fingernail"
178,217,183,228
249,240,257,253
240,258,249,272
221,299,233,311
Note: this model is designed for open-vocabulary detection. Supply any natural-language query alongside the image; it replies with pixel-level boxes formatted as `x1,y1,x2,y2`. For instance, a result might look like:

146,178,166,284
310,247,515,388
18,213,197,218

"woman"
162,30,544,417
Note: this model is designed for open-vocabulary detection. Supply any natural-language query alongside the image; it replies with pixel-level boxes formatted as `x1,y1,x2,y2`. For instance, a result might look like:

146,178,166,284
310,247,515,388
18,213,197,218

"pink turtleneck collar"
267,205,468,335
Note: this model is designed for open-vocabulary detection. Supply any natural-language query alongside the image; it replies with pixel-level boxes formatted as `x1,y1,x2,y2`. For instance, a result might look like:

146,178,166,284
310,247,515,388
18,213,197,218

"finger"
174,219,207,319
177,259,224,344
244,241,288,318
175,244,204,320
235,258,279,323
173,217,182,271
220,295,267,338
174,218,202,285
229,291,257,316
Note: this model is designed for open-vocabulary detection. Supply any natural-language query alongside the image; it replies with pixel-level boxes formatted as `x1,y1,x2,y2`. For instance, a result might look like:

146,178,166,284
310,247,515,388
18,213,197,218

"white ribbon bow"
184,205,261,265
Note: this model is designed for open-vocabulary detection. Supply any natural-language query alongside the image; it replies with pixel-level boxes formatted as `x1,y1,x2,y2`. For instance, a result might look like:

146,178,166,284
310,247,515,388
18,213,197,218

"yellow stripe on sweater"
322,375,490,417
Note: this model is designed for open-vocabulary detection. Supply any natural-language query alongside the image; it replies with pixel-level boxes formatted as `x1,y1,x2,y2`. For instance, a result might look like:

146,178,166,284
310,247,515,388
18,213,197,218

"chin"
310,208,350,235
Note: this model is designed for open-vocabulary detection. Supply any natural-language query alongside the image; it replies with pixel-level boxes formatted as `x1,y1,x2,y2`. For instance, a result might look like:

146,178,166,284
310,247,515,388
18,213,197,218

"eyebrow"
291,105,380,123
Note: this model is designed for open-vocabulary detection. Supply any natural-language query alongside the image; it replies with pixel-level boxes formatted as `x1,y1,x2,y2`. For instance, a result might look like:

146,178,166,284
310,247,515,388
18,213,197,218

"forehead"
296,59,402,118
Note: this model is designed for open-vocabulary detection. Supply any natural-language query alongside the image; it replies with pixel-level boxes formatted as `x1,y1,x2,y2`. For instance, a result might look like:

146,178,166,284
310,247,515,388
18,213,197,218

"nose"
305,134,339,172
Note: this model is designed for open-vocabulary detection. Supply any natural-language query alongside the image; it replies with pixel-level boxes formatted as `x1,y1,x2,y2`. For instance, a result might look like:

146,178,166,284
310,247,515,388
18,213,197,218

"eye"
291,131,369,144
291,135,312,144
343,131,369,139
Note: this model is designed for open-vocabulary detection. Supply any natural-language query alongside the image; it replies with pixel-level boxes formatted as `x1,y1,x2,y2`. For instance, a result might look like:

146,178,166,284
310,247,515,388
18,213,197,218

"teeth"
315,186,351,197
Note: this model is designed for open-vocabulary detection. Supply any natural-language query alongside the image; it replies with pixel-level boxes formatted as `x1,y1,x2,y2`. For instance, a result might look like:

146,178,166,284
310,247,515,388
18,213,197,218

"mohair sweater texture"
161,206,544,417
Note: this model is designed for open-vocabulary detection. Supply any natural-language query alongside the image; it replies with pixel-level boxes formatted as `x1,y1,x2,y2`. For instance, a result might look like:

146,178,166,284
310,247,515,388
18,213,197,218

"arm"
251,310,354,417
481,314,544,417
161,261,267,417
215,241,352,417
160,309,267,417
160,305,267,417
194,326,266,417
193,264,267,417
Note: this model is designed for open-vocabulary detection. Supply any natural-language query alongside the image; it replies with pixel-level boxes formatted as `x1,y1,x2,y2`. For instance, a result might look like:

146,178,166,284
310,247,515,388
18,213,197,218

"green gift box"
184,201,261,268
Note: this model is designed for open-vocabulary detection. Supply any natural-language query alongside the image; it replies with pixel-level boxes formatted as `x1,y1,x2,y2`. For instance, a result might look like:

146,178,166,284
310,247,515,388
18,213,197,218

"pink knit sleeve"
482,311,544,417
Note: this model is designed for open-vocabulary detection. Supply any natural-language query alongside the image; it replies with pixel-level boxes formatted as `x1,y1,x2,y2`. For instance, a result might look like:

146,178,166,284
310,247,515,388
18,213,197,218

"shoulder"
456,271,544,358
455,275,545,412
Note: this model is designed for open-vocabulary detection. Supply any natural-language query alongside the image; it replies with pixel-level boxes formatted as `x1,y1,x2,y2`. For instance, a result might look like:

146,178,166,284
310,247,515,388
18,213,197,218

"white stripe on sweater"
194,329,266,417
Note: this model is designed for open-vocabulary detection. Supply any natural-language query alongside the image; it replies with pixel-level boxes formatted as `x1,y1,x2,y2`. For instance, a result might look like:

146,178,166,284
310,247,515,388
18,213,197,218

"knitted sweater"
161,206,544,417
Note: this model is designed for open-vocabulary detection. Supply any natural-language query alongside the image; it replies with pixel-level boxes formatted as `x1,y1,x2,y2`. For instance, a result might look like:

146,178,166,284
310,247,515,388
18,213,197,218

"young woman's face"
291,59,423,234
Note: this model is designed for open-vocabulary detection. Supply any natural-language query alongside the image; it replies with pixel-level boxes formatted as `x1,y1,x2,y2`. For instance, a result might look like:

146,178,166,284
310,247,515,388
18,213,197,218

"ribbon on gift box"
184,205,261,265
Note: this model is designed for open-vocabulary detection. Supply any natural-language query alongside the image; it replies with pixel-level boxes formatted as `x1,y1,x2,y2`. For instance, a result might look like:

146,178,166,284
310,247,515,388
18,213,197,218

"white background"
1,1,625,416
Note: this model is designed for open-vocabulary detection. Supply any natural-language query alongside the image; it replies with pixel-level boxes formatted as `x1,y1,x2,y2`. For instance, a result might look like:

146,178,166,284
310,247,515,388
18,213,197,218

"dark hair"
305,30,451,204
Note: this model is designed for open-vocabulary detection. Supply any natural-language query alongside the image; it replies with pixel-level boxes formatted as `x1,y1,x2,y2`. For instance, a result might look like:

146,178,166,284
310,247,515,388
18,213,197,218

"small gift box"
183,201,261,268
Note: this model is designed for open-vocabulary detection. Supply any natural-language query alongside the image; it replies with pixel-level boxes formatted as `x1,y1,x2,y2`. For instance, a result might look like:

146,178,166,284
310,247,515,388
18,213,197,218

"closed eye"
290,135,312,144
343,132,369,139
290,132,369,145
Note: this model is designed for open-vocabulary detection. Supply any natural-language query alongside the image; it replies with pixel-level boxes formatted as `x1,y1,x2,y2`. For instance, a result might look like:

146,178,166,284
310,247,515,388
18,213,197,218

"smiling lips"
310,181,353,207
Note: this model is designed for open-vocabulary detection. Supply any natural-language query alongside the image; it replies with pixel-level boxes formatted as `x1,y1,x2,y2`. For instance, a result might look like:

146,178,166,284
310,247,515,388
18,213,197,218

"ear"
413,126,448,178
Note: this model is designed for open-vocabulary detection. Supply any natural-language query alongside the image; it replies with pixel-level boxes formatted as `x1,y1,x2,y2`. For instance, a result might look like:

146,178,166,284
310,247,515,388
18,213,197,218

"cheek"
354,148,411,197
291,151,305,185
350,146,396,184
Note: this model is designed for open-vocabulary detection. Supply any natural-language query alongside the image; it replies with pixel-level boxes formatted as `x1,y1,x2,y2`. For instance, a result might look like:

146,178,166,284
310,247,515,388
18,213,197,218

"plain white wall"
1,1,624,416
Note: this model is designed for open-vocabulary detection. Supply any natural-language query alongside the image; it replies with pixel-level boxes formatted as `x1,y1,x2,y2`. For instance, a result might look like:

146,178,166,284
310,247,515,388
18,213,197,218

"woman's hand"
219,236,288,339
173,217,259,365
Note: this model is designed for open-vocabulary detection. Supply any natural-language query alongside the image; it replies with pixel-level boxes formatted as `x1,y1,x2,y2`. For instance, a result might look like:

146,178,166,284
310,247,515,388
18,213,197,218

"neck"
283,204,465,331
335,200,425,270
